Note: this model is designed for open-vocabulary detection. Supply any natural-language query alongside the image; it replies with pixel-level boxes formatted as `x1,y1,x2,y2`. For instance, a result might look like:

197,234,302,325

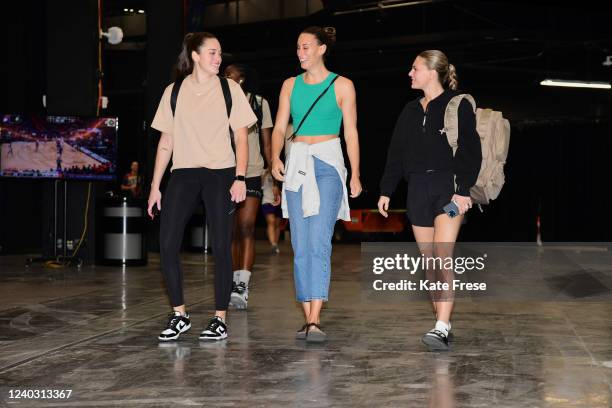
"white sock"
233,270,241,284
435,320,450,336
239,270,251,286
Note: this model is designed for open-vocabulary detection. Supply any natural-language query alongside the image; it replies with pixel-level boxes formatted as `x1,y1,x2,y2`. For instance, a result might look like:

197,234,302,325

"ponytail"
447,63,458,90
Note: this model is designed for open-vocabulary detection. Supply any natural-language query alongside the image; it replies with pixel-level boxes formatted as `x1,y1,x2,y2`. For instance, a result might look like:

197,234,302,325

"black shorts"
262,203,281,217
246,176,263,199
406,171,455,227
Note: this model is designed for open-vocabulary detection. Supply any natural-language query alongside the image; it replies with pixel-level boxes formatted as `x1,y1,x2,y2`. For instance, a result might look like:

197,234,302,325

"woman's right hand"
378,196,390,218
147,188,162,219
271,157,285,182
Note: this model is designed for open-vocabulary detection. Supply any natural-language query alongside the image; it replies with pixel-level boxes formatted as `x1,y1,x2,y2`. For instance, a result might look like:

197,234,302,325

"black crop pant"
160,167,235,310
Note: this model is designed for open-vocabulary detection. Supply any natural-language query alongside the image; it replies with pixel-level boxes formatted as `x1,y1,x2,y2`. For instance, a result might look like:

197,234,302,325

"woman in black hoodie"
378,50,481,351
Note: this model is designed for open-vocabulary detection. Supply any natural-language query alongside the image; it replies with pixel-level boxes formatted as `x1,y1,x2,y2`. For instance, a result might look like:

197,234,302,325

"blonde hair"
418,50,458,90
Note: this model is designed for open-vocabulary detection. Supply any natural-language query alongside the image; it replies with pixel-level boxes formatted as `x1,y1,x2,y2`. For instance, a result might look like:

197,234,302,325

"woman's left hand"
230,180,246,203
451,194,472,215
350,177,362,198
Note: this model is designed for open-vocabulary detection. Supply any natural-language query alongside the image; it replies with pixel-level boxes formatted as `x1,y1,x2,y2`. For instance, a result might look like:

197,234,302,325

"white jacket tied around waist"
281,138,351,221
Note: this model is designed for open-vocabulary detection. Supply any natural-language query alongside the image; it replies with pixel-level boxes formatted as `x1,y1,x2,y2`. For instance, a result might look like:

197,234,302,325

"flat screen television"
0,114,118,180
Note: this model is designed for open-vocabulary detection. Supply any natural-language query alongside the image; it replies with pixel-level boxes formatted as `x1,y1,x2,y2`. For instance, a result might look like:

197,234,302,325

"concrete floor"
0,241,611,407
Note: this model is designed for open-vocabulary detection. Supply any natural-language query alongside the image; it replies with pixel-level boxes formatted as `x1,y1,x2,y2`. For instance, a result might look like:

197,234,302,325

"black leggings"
160,167,235,310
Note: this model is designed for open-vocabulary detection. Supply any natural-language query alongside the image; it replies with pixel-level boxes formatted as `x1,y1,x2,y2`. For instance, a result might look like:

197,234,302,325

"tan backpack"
443,94,510,206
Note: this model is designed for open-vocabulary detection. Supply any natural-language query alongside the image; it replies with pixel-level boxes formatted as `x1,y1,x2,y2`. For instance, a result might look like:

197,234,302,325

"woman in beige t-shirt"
224,64,278,310
148,32,257,342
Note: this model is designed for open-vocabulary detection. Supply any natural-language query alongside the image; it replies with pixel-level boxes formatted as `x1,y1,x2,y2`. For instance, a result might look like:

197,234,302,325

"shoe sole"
421,334,450,351
199,334,228,341
295,331,307,340
305,331,326,343
230,294,248,310
158,323,191,342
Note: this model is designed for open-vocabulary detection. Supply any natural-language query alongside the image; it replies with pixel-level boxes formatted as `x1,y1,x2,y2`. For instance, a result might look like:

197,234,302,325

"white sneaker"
199,316,228,341
229,282,248,310
158,312,191,342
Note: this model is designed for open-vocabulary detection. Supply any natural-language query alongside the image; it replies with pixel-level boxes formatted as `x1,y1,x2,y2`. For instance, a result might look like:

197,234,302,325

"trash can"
96,195,147,266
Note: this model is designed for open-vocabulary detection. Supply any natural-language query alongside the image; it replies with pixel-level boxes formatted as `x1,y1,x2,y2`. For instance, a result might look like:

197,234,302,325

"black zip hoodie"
379,89,482,197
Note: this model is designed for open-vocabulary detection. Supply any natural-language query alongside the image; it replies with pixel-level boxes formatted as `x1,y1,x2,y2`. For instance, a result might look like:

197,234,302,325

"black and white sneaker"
199,316,228,341
421,329,450,351
158,312,191,342
229,282,248,310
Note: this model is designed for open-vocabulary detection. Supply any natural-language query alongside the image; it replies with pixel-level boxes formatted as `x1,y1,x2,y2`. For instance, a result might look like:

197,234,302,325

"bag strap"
292,74,339,138
249,93,270,168
443,93,477,197
219,76,235,153
170,76,185,117
444,93,476,156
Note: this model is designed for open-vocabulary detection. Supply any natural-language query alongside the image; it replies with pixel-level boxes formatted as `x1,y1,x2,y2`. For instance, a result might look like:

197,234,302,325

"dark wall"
0,1,45,254
45,0,98,117
0,0,104,259
144,0,185,251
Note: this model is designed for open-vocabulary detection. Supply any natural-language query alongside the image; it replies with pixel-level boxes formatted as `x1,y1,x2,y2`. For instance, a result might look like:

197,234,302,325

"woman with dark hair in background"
148,32,257,342
120,161,143,198
224,63,278,309
378,50,481,351
261,169,282,254
271,26,362,342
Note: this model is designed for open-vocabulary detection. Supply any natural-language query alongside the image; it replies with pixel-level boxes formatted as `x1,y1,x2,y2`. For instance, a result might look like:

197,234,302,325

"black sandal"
305,323,326,343
295,324,309,340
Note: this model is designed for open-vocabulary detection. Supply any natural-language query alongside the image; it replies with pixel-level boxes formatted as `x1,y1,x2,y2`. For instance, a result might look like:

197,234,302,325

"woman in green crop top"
271,26,362,343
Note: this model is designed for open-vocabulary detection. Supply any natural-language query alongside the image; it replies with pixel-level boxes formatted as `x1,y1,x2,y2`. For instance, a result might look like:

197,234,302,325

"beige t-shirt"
245,94,273,178
151,75,257,171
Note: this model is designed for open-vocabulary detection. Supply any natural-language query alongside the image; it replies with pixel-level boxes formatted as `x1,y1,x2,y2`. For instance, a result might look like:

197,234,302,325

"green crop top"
290,72,342,136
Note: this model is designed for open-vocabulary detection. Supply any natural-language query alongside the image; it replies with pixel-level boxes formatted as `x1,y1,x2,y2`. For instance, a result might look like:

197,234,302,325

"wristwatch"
234,175,246,182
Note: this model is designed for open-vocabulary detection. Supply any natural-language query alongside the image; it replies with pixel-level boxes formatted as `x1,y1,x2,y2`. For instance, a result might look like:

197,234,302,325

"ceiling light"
540,79,611,89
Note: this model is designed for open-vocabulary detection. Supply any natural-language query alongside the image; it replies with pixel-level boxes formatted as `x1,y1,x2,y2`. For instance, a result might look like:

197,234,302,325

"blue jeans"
286,157,343,302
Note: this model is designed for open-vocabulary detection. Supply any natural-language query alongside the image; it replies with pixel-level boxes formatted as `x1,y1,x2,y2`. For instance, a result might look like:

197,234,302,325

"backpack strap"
444,94,476,156
249,93,269,168
249,93,264,130
443,93,477,199
170,76,185,117
219,76,235,153
291,74,339,138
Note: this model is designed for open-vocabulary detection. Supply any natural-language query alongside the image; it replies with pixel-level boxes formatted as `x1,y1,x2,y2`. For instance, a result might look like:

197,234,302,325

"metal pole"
63,180,67,258
203,215,209,254
54,179,58,258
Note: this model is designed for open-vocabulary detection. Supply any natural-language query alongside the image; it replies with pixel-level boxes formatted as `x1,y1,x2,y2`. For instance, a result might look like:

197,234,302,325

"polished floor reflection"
0,242,611,407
